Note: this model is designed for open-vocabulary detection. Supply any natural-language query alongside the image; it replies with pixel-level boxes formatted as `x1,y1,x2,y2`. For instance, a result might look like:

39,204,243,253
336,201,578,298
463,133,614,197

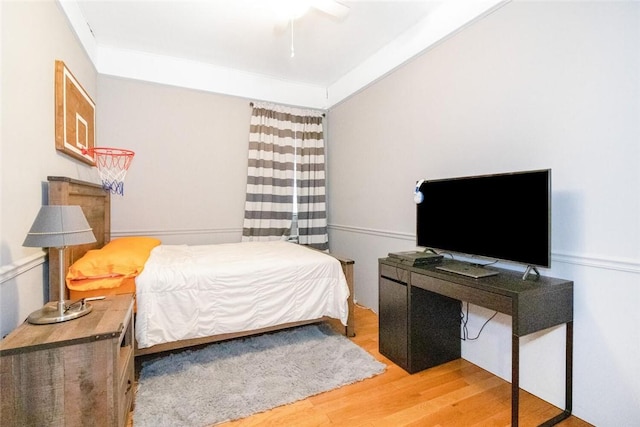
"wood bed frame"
46,176,355,356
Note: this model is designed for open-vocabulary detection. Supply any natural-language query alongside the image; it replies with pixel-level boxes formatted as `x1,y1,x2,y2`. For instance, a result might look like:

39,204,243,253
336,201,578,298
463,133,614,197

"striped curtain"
296,115,328,250
242,102,328,250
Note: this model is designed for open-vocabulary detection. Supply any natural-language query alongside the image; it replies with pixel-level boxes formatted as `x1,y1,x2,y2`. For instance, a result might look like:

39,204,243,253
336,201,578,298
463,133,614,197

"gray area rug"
133,323,386,426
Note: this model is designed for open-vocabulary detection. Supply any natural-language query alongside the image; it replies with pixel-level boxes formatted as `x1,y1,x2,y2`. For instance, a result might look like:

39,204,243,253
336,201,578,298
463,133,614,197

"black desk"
379,257,573,427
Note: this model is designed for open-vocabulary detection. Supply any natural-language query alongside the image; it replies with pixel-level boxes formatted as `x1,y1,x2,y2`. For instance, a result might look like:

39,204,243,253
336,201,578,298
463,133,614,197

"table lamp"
23,205,96,324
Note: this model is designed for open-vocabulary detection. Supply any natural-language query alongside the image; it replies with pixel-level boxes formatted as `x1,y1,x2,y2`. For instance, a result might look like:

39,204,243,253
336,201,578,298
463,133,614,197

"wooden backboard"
54,60,96,165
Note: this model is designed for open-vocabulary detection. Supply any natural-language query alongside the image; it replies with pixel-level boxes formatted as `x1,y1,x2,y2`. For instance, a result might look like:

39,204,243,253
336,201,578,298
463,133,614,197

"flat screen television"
416,169,551,269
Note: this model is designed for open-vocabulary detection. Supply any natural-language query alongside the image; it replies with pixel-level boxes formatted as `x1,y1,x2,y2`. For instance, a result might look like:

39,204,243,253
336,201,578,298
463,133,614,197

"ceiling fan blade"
312,0,349,20
272,0,348,35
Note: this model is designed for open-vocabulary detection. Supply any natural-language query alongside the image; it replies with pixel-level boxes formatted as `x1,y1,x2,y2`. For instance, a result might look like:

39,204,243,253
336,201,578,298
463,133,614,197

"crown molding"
58,0,508,109
327,0,509,107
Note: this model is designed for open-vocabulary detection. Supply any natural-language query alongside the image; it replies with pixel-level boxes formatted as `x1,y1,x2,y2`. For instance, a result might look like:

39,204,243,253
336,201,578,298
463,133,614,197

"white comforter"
135,241,350,349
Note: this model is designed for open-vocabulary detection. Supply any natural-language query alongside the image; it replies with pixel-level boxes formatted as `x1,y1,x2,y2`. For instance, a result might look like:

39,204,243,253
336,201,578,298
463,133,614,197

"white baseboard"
328,223,640,273
111,227,243,238
0,251,46,285
4,225,636,284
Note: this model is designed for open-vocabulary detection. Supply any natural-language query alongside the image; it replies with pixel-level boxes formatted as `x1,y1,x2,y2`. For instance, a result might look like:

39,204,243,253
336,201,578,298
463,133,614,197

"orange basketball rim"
82,147,135,195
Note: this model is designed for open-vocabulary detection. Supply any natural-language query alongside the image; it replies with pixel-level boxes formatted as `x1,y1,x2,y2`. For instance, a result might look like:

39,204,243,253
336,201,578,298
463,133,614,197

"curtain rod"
249,102,325,117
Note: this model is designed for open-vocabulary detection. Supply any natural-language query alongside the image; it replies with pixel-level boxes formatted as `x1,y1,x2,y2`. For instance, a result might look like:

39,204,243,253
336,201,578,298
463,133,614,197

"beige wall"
1,0,99,334
1,1,638,424
97,76,250,244
326,2,639,425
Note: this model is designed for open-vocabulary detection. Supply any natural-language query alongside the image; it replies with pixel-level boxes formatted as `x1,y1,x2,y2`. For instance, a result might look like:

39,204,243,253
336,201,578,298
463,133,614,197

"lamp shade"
23,205,96,248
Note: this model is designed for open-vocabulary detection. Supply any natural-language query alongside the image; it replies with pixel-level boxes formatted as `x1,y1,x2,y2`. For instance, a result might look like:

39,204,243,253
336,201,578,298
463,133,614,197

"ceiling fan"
272,0,350,57
272,0,350,22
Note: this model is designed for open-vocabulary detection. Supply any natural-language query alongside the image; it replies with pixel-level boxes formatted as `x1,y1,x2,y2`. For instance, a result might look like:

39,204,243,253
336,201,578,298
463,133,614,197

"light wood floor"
129,305,592,426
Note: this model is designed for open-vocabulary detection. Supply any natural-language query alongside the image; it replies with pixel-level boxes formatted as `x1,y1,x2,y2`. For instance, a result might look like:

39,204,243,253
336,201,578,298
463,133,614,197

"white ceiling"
60,0,507,108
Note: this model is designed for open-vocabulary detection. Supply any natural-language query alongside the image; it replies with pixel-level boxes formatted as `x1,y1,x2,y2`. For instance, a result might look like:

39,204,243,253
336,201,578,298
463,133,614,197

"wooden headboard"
47,176,111,302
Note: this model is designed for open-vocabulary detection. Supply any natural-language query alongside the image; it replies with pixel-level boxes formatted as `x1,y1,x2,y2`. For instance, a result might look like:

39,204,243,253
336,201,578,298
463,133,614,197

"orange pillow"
66,237,161,289
67,276,131,291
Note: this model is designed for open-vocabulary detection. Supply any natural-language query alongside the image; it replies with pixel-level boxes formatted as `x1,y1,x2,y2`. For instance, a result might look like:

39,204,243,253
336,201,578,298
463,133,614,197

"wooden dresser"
0,294,135,427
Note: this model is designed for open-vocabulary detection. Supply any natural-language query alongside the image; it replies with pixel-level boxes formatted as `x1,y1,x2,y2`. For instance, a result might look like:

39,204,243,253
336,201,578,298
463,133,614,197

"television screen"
416,169,551,268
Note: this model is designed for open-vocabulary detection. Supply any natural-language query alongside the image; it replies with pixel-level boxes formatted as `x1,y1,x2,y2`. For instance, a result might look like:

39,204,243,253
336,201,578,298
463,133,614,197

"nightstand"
0,294,135,427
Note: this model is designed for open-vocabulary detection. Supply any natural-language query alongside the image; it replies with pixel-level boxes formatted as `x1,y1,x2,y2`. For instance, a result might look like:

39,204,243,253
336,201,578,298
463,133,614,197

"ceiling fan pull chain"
290,18,295,58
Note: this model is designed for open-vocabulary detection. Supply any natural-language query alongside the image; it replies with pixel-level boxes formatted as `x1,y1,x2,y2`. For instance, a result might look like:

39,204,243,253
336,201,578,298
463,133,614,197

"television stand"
523,265,541,280
379,257,573,426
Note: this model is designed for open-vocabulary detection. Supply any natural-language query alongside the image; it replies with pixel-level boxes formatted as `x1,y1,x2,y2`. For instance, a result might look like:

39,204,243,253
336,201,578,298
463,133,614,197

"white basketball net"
92,148,135,195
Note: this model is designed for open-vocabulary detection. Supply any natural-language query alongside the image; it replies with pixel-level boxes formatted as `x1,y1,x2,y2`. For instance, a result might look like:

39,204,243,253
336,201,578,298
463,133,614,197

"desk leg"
566,321,573,413
538,321,573,426
512,334,520,427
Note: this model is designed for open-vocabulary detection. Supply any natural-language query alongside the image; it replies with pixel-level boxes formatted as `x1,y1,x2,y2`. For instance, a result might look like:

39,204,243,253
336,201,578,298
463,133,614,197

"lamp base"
27,301,93,325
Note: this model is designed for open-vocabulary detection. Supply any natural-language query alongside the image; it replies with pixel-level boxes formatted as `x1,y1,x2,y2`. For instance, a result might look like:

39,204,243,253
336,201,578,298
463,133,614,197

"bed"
46,176,355,356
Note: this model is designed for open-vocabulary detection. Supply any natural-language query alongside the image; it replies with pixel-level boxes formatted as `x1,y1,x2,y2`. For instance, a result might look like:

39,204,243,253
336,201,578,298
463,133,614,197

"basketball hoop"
83,147,135,195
